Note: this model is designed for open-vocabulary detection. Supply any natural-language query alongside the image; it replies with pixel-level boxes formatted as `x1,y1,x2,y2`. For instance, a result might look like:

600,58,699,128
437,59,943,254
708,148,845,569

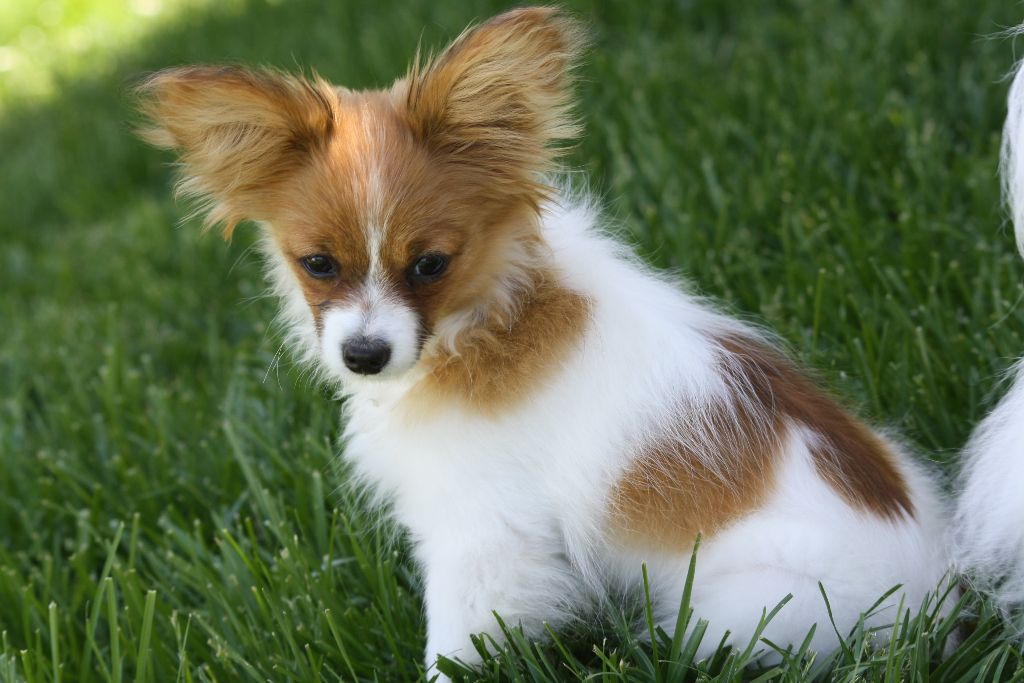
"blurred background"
1,1,1022,680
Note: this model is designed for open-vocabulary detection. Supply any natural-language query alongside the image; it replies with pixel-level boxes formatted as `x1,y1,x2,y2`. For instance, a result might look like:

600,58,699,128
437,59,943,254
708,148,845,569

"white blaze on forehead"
359,104,391,282
367,220,385,282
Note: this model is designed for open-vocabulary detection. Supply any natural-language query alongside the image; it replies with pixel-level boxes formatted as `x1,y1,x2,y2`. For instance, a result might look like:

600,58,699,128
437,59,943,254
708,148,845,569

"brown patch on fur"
717,333,913,520
408,273,592,414
612,395,782,550
611,331,913,550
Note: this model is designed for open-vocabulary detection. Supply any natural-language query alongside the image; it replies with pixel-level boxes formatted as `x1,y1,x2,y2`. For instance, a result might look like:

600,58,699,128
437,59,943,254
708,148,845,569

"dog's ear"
401,8,585,207
136,66,337,238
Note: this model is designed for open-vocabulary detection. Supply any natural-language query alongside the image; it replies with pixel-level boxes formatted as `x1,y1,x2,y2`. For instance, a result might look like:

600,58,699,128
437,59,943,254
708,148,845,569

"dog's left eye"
408,253,450,283
299,254,339,279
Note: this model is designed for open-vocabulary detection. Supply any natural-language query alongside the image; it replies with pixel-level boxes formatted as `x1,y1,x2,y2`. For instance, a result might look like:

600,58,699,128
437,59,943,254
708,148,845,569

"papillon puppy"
138,7,950,672
954,52,1024,618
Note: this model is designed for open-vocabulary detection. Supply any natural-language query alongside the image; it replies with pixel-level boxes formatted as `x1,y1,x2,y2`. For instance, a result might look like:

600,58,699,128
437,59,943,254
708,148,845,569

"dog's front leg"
420,531,565,677
421,550,516,673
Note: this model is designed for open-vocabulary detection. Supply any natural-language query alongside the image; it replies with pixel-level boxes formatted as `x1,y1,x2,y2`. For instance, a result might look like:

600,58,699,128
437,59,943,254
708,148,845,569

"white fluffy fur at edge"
264,191,951,669
952,52,1024,618
1002,52,1024,256
954,363,1024,613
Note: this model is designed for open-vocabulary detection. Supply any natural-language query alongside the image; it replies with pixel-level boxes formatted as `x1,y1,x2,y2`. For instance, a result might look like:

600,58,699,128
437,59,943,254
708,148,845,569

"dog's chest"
339,389,629,547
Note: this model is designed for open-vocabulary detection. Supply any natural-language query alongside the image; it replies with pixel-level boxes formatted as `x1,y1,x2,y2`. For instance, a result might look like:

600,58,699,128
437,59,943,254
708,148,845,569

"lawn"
1,0,1023,680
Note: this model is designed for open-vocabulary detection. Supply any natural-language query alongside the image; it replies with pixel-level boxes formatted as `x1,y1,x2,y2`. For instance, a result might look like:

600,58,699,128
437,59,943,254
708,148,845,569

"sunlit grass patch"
0,0,233,105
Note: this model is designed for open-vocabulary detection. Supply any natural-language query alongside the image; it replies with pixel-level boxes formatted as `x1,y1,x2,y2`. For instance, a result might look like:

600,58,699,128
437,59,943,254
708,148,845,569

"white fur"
319,282,422,380
264,192,950,669
260,231,319,370
954,364,1024,613
952,53,1024,618
672,430,949,659
1002,48,1024,256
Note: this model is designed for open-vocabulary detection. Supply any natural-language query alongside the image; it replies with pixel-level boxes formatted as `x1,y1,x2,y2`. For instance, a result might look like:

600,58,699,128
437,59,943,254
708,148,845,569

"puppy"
953,52,1024,617
137,7,949,671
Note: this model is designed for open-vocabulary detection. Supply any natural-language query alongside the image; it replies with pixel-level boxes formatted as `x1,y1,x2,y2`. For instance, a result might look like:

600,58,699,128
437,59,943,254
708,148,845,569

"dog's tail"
952,53,1024,616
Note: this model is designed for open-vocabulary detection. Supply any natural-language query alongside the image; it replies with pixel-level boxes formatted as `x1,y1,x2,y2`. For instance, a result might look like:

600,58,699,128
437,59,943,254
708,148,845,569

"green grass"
2,0,1024,680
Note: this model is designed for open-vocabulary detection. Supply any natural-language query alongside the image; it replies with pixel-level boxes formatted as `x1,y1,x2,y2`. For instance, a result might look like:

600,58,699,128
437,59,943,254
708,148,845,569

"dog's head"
137,8,583,387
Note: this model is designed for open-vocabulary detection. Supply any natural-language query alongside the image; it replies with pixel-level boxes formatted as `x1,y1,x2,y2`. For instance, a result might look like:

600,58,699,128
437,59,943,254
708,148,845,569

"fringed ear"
136,66,337,238
401,8,586,207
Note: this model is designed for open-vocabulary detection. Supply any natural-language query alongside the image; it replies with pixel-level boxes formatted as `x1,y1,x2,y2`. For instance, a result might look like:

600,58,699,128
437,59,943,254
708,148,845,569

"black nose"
342,337,391,375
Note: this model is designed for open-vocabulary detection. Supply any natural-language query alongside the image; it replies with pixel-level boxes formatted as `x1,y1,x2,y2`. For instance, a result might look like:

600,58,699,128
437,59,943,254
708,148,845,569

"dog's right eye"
299,254,339,279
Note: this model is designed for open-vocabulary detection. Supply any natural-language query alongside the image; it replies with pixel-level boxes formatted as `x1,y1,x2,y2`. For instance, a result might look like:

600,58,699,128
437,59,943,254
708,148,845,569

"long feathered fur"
954,52,1024,618
1002,35,1024,256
